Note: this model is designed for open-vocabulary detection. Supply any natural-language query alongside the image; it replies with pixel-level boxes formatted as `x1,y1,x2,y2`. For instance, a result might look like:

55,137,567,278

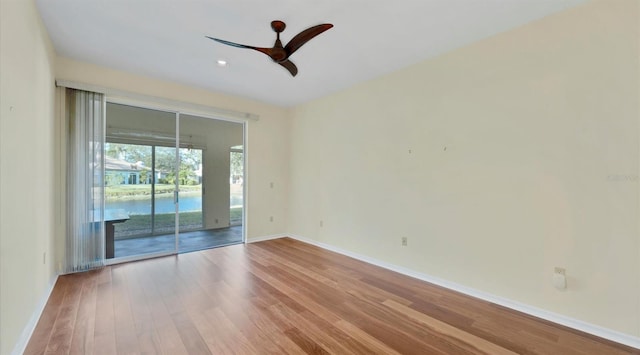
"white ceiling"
36,0,587,107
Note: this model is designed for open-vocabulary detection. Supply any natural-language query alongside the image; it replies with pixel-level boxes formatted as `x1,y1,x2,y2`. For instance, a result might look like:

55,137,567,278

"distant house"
105,157,149,185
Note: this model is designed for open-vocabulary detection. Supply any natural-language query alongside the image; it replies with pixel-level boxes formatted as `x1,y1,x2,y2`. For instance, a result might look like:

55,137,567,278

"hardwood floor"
26,238,638,354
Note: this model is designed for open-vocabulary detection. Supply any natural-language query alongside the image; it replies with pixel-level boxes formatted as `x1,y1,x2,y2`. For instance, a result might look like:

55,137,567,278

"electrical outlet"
401,237,408,246
270,182,274,189
270,216,274,222
215,218,219,224
553,267,567,290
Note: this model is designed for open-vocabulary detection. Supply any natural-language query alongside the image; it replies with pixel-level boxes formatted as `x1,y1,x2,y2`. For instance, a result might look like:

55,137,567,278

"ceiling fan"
206,20,333,77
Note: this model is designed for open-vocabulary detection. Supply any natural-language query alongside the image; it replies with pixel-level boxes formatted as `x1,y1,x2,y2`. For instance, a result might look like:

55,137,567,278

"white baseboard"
285,234,640,350
12,274,59,355
246,234,287,244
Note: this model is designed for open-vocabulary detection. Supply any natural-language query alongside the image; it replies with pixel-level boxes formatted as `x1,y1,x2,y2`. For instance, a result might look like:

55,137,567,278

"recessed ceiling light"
217,59,228,67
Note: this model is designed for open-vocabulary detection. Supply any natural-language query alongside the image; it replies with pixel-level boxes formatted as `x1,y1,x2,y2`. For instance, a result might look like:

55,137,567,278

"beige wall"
289,0,640,338
56,57,291,246
0,0,58,353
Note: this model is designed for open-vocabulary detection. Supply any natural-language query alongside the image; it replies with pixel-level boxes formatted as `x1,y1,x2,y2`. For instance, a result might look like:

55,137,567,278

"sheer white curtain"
65,89,105,272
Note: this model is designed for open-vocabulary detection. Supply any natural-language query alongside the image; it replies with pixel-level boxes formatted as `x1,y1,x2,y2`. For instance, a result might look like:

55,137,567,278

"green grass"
114,208,243,238
114,211,203,237
230,207,242,221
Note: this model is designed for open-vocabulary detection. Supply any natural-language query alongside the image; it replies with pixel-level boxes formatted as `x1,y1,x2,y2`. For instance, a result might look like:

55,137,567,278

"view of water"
106,194,243,215
106,195,196,215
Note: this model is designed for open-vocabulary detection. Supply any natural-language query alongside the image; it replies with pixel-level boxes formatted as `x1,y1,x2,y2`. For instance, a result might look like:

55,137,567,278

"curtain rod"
55,79,260,122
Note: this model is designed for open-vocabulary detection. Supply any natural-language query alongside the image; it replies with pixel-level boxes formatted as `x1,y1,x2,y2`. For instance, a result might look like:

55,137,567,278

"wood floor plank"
204,306,262,354
189,309,235,354
143,258,192,355
220,298,301,354
283,327,331,355
111,266,141,355
335,299,455,354
333,319,403,354
170,310,212,354
266,301,360,354
383,299,517,355
23,276,71,355
92,273,117,355
127,262,164,354
43,273,86,354
241,256,344,325
25,238,640,355
68,275,98,354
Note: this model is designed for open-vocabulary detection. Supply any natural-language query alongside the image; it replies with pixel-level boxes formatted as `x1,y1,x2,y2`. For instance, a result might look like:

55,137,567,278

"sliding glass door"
105,103,178,259
104,102,245,261
178,114,244,252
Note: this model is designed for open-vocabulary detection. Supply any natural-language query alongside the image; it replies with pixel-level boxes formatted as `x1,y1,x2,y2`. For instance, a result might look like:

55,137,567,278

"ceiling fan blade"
278,59,298,77
284,24,333,57
206,36,272,56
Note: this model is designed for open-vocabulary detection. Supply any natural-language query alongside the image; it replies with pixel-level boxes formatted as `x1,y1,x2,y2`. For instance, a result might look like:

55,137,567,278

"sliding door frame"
104,96,248,266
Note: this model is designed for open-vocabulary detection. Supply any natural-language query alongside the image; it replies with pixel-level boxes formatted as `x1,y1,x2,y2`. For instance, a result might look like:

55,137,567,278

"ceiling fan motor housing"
271,20,286,33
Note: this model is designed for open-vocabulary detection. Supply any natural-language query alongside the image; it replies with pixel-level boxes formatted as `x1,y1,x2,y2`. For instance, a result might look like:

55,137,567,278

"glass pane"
105,143,152,239
153,146,177,235
178,115,244,253
105,102,177,259
230,149,243,226
178,147,203,231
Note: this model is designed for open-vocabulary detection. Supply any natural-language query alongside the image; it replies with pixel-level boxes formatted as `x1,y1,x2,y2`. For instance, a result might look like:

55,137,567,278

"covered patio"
113,226,243,258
